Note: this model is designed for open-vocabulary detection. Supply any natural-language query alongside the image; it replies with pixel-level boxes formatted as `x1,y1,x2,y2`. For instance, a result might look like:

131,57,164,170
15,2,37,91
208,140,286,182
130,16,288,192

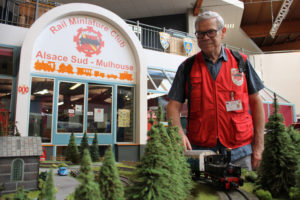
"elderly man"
167,11,265,170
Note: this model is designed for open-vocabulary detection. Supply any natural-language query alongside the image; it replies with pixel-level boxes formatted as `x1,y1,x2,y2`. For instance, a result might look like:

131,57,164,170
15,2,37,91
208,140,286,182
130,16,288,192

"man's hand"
167,100,192,150
251,145,263,170
249,93,265,170
180,134,192,150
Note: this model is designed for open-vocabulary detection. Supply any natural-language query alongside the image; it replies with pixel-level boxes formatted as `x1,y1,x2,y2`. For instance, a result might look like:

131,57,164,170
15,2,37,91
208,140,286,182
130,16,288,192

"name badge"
226,100,243,112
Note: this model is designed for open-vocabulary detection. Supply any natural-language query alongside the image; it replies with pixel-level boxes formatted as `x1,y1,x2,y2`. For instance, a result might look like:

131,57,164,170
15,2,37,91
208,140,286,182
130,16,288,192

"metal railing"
0,0,263,55
0,0,60,27
125,19,198,55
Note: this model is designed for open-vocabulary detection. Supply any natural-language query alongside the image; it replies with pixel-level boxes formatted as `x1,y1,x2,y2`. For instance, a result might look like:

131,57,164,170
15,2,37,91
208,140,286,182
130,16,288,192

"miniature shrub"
255,189,272,200
243,169,258,182
51,164,58,168
58,162,68,167
39,171,48,181
289,187,300,200
14,187,31,200
66,193,75,200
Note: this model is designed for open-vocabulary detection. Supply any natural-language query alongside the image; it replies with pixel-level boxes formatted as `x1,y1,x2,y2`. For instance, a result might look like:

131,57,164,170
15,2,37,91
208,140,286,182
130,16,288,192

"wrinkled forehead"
195,18,219,31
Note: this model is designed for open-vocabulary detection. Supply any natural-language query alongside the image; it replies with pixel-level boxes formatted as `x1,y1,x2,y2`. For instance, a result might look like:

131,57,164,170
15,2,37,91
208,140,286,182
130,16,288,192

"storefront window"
165,70,176,82
57,82,84,133
0,79,12,112
29,77,54,143
117,86,134,142
0,48,14,76
87,84,112,133
0,47,14,135
147,68,172,92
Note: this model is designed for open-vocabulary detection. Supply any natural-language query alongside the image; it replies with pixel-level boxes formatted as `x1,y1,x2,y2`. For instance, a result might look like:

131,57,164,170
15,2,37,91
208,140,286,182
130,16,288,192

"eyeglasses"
195,27,222,39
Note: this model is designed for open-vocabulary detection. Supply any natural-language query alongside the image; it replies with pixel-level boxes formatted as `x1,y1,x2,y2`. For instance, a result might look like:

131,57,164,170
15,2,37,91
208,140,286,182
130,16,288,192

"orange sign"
34,60,133,81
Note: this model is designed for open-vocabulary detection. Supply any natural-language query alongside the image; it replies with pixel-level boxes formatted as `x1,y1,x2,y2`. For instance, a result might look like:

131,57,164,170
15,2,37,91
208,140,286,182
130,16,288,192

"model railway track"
217,188,258,200
118,166,135,172
119,175,131,186
196,179,258,200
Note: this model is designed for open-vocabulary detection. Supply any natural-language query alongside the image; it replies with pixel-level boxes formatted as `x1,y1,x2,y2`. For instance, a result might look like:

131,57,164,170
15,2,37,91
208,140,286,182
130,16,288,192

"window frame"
11,158,24,181
115,84,136,144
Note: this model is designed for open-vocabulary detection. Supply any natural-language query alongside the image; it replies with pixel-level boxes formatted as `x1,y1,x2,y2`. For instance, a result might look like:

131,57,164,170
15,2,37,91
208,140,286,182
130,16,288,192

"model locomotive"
185,149,244,190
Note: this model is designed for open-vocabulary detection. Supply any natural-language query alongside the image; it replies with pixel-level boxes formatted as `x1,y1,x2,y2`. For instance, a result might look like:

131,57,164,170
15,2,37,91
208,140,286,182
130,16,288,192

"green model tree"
287,126,300,156
167,119,193,200
257,94,298,197
98,146,125,200
14,187,31,200
287,126,300,199
66,132,80,164
90,133,100,162
74,149,102,200
80,132,89,157
154,107,187,200
126,107,176,200
38,169,56,200
294,162,300,199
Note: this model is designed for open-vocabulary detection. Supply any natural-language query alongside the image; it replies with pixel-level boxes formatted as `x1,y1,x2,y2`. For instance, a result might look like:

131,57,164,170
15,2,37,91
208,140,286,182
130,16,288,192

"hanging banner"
159,32,170,50
183,38,193,56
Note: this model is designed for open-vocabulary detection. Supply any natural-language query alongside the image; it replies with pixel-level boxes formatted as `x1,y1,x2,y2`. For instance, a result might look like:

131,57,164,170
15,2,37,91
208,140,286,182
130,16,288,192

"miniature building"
0,136,42,194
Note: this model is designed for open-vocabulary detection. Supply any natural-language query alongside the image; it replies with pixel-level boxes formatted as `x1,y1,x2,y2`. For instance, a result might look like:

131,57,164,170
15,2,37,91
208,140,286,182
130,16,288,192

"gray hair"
195,11,225,29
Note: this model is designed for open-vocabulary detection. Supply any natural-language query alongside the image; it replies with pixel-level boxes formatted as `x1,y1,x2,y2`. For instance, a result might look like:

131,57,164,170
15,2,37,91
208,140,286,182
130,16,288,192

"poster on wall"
32,16,136,84
75,105,82,113
118,109,130,127
94,108,104,122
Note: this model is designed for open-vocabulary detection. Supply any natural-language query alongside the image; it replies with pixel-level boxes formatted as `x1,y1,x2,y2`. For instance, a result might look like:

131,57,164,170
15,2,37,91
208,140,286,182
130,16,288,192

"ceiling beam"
193,0,203,16
269,0,294,38
241,20,300,38
261,40,300,51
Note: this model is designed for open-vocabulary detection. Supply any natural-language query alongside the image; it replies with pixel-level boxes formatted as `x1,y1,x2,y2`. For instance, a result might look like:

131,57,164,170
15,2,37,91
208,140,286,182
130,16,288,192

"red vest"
186,48,253,148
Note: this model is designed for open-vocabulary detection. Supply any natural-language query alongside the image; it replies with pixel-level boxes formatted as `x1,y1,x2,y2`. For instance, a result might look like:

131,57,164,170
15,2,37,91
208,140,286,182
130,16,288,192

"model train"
185,149,244,190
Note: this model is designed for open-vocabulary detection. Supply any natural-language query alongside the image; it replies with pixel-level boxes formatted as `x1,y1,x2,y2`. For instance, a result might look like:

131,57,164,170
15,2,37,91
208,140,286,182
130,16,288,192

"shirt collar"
202,46,228,62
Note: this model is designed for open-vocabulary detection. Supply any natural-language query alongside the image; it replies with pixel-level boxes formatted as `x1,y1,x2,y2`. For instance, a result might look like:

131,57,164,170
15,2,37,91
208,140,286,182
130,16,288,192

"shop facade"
12,3,147,161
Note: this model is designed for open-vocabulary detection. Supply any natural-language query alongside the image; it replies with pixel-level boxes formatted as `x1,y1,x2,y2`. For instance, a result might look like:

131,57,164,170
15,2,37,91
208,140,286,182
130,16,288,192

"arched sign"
32,15,136,83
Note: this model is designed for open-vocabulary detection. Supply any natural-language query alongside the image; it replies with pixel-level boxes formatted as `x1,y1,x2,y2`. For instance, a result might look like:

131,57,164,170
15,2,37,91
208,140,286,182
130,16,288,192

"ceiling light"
34,89,49,95
70,83,82,90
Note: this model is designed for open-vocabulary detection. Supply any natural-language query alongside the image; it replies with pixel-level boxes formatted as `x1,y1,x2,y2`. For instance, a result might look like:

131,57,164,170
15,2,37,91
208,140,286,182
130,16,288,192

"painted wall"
0,24,27,46
249,52,300,114
144,49,186,71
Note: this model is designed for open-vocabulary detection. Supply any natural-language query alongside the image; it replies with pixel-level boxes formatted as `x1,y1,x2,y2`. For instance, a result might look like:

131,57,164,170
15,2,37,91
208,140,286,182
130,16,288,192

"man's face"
195,18,226,56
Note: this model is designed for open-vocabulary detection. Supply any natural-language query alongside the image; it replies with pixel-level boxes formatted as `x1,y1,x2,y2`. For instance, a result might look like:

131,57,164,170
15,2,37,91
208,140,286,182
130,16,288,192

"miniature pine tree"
90,133,100,162
80,132,89,157
14,187,31,200
38,169,56,200
153,107,186,200
126,108,175,200
287,126,300,156
295,161,300,198
66,132,80,164
98,146,125,200
167,119,193,199
74,149,102,200
257,94,298,197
